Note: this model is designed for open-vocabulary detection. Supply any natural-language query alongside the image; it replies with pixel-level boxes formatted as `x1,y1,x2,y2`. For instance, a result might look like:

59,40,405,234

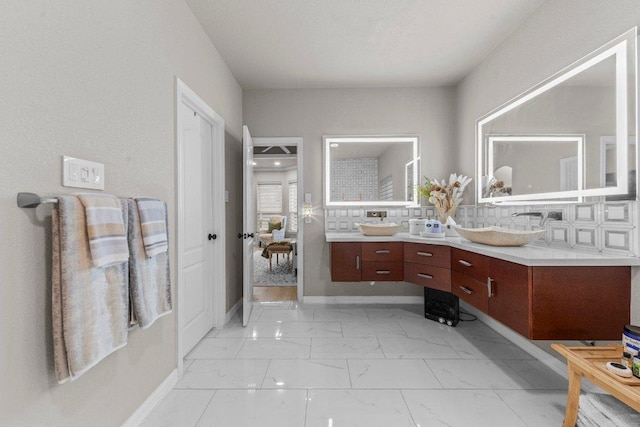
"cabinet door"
404,263,451,291
404,243,450,267
331,242,362,282
487,258,531,338
362,242,403,262
531,266,630,340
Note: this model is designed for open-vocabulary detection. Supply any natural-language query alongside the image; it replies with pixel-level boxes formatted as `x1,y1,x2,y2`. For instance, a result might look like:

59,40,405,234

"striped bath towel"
52,197,129,383
128,199,172,329
76,193,129,268
135,198,168,258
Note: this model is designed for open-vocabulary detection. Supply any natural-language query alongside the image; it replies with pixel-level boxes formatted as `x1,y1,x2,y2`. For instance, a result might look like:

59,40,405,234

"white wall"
0,1,242,426
243,87,455,296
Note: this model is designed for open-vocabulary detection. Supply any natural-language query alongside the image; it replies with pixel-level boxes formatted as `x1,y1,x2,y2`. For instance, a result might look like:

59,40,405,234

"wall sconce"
303,203,312,223
303,193,313,223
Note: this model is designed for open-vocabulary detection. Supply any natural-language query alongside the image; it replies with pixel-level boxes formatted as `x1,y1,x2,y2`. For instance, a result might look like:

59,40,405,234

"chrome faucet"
512,211,562,225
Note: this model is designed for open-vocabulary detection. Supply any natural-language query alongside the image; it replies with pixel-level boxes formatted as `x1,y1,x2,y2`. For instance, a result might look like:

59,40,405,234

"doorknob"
248,233,255,238
208,233,217,240
237,233,244,239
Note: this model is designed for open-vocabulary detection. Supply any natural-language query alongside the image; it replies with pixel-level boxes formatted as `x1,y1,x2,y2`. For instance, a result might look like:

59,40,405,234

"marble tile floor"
141,302,569,427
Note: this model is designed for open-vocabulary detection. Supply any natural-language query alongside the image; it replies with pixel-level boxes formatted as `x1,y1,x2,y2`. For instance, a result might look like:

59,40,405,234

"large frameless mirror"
323,135,419,207
477,28,637,204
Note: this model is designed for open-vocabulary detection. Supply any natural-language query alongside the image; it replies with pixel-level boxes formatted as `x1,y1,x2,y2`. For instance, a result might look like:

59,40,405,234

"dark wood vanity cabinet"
331,242,403,282
451,248,631,340
403,243,451,292
332,241,631,340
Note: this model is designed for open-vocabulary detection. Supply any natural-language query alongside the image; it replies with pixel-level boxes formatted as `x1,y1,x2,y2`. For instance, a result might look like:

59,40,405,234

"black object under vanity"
424,287,459,327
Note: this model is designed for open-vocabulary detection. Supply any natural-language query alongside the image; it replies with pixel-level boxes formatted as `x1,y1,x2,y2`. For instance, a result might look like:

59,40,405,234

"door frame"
175,77,226,374
252,136,304,301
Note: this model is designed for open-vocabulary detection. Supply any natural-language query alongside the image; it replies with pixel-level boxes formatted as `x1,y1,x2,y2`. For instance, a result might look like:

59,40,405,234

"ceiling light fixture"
274,161,281,166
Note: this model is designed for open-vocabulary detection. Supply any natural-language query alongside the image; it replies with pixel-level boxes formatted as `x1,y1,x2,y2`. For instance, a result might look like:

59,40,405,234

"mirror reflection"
483,135,583,198
477,28,636,203
324,136,419,206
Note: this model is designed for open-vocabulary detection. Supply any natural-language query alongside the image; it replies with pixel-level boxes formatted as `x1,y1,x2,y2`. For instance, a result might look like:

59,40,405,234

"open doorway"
252,137,303,302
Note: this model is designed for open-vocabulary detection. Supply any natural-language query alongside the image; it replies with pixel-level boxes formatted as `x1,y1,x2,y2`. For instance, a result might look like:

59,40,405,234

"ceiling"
253,144,297,171
185,0,544,89
253,157,297,171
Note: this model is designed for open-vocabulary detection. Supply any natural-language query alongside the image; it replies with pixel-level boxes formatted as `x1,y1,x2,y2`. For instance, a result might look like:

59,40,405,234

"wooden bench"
266,243,293,271
552,344,640,426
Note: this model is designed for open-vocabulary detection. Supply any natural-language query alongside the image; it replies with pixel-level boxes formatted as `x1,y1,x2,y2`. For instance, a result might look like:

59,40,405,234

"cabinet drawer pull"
458,286,473,295
417,251,433,257
375,250,391,254
458,260,472,267
356,255,360,270
417,273,433,280
487,277,494,297
376,270,391,275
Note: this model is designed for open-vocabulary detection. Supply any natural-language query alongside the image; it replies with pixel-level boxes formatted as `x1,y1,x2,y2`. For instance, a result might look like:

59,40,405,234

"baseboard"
459,302,571,378
303,296,422,304
225,298,242,324
121,369,178,427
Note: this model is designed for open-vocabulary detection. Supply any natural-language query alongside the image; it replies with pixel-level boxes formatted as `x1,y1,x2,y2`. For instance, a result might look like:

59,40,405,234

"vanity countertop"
325,232,640,267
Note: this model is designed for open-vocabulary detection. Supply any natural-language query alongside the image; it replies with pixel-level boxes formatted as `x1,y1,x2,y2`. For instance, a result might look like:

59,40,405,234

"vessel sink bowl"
357,223,404,236
452,225,545,247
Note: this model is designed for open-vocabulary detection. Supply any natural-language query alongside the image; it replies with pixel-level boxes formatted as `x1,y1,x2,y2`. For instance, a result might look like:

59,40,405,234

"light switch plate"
62,156,105,190
305,193,312,203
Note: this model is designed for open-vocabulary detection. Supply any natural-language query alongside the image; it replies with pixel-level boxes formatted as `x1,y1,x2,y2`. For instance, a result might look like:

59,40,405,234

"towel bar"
17,192,59,208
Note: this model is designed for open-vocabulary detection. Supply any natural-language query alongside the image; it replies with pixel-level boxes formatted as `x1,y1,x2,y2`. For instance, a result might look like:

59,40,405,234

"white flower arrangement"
417,173,472,223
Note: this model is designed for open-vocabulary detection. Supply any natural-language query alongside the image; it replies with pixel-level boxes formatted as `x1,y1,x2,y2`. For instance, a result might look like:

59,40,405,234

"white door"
176,78,226,364
242,125,255,326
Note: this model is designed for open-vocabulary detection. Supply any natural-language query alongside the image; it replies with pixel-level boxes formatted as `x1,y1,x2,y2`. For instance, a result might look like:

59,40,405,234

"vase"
435,206,456,224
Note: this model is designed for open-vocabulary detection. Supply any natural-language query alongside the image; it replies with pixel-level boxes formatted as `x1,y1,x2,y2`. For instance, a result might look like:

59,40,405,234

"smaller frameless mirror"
323,136,419,207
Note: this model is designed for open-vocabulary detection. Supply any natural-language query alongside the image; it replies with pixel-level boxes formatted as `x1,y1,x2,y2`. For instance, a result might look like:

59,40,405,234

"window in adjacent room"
257,182,282,227
288,180,298,232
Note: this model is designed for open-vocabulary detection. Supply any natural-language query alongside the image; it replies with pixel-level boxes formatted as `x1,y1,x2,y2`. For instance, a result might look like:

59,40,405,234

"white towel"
76,193,129,267
134,197,168,258
127,199,172,329
577,392,640,426
52,196,129,383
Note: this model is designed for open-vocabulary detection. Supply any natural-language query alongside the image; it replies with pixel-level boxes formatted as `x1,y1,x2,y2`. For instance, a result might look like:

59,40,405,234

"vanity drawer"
451,248,488,282
361,261,404,281
403,243,450,267
452,271,488,313
362,242,404,262
404,262,451,292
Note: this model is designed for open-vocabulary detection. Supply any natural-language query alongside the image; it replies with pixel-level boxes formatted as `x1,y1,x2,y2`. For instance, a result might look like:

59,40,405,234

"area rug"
253,248,297,286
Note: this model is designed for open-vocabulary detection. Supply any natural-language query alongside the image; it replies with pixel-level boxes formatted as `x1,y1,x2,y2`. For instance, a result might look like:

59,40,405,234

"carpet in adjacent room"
253,248,296,286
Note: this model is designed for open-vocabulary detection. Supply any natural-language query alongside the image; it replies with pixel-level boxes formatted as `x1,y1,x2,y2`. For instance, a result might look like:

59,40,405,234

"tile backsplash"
325,201,639,257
